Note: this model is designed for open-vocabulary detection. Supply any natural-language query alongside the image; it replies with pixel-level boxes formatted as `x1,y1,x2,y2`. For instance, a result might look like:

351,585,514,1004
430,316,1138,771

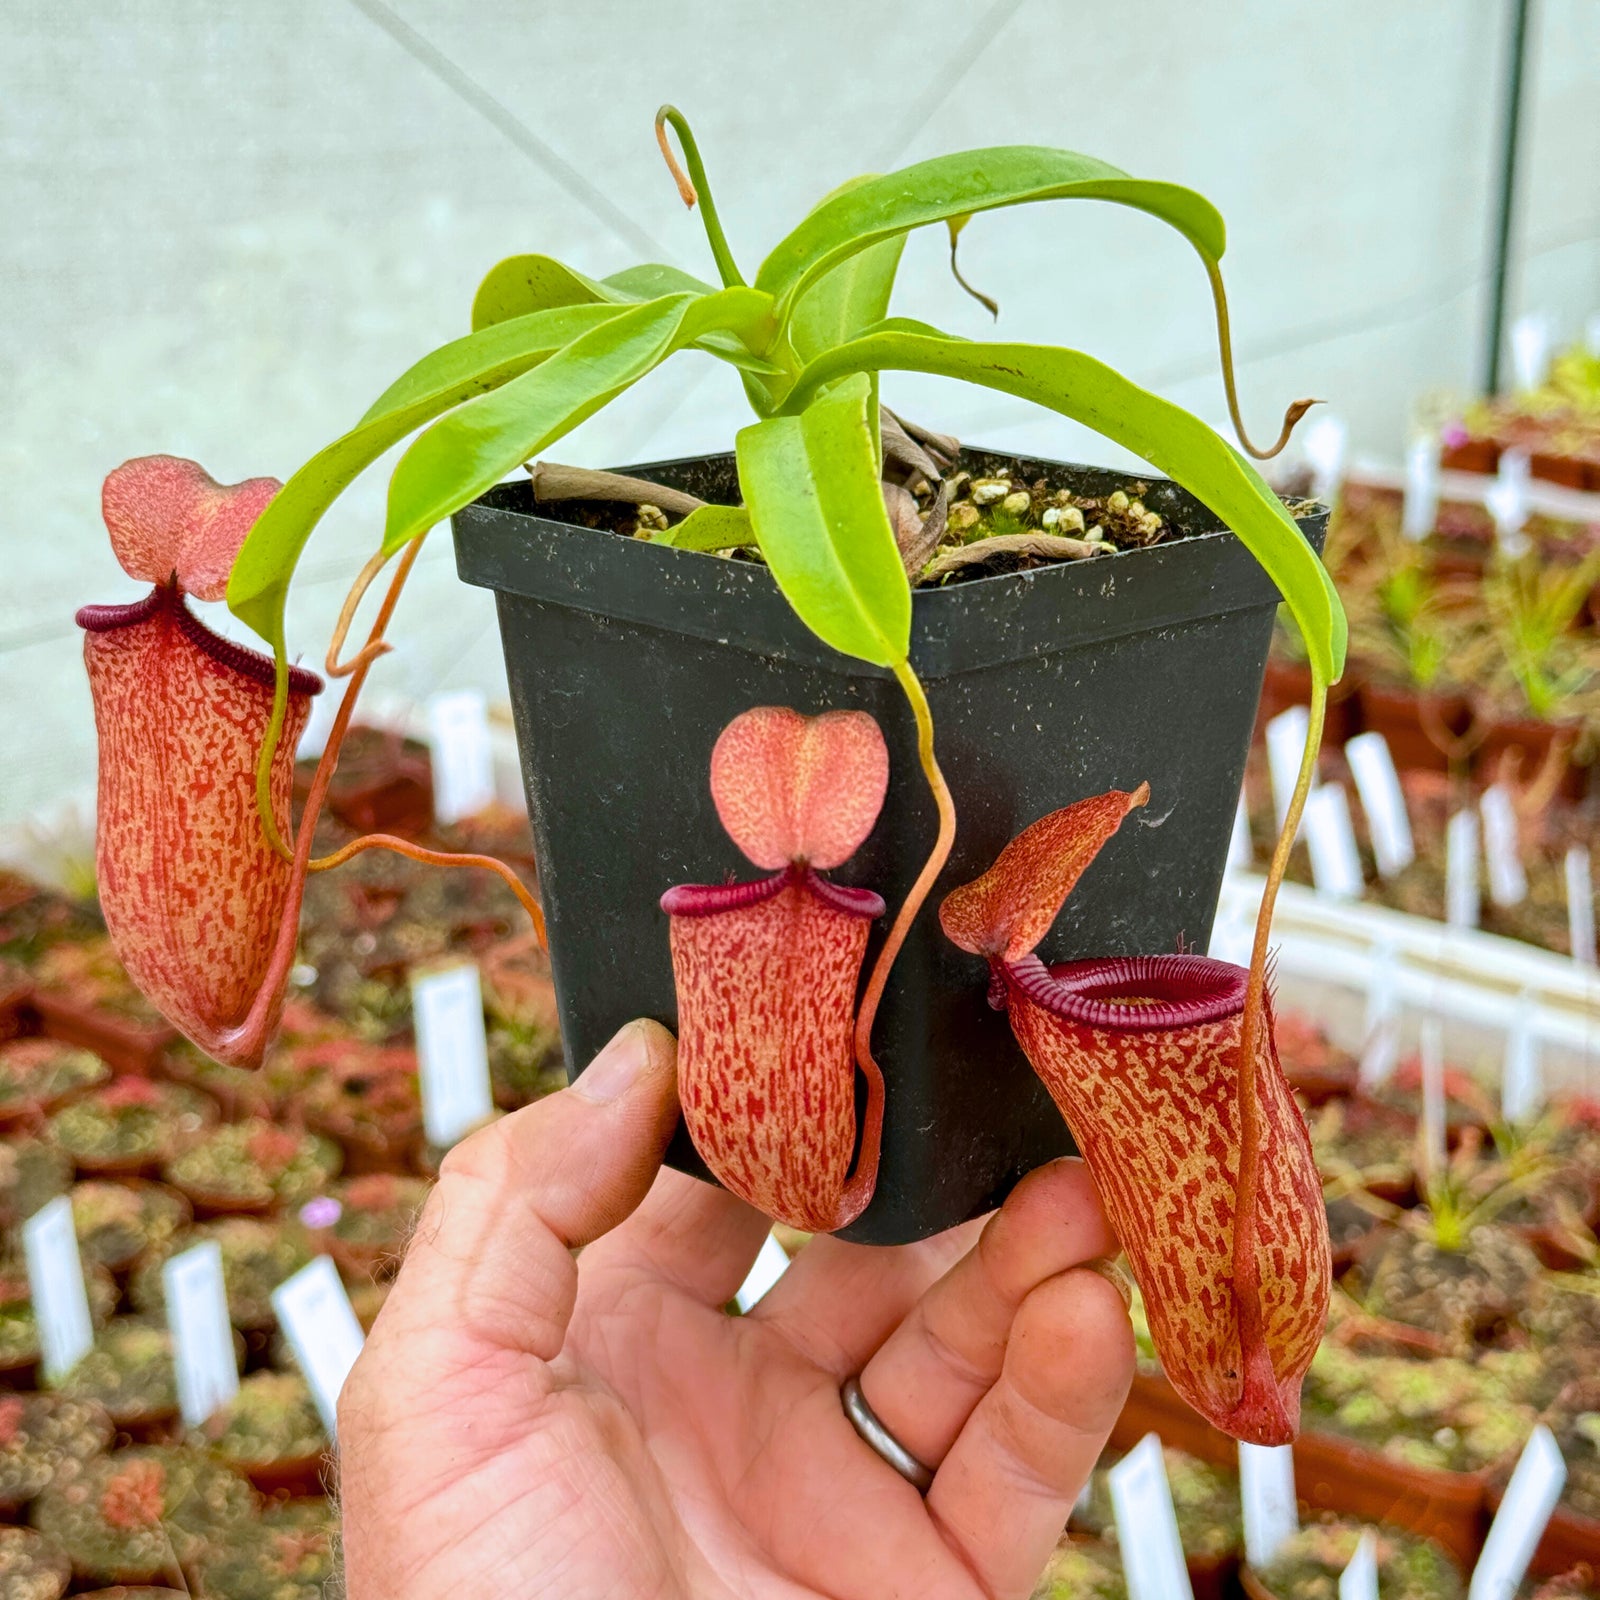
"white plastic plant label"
1509,312,1553,393
1401,433,1442,540
412,962,494,1148
1480,785,1527,908
1566,846,1597,967
1501,991,1544,1126
21,1196,93,1382
426,688,496,826
1303,785,1364,901
1344,731,1414,878
1302,414,1349,506
1227,792,1252,874
1339,1529,1379,1600
1445,809,1480,929
1469,1425,1566,1600
1239,1442,1298,1569
1419,1018,1448,1180
734,1233,793,1313
272,1256,366,1441
1265,707,1312,835
1487,449,1531,557
162,1240,239,1427
1109,1433,1194,1600
1359,943,1402,1088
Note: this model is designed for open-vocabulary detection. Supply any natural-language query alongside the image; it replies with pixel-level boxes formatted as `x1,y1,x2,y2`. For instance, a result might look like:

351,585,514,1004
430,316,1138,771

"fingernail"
572,1021,651,1103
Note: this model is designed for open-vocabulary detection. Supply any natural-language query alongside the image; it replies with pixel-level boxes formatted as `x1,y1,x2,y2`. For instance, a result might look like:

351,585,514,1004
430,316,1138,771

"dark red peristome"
79,458,321,1069
940,793,1331,1446
662,709,890,1233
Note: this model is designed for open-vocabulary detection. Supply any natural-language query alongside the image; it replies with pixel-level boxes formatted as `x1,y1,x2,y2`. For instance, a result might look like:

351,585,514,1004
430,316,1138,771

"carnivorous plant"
79,111,1345,1442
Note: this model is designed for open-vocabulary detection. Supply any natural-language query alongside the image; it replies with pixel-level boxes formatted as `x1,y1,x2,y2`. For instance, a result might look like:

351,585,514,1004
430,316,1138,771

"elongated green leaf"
228,301,627,654
783,333,1345,682
358,303,624,425
471,254,780,378
470,254,716,330
384,287,774,555
655,503,753,551
736,373,910,667
789,177,908,363
756,148,1225,320
603,263,718,302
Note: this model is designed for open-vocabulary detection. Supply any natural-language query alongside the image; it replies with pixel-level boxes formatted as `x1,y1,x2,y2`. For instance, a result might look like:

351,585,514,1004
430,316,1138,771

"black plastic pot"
454,450,1327,1244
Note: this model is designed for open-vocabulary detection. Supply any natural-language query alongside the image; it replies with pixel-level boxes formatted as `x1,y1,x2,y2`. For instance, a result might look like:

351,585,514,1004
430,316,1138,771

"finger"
858,1158,1115,1468
926,1269,1134,1600
580,1161,773,1307
747,1216,984,1376
377,1018,679,1363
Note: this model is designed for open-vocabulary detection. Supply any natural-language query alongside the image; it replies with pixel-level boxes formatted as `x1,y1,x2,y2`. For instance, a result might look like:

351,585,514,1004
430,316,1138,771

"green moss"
1255,1521,1463,1600
1033,1539,1127,1600
70,1182,188,1270
190,1495,337,1600
0,1525,72,1600
30,1446,254,1585
162,1122,341,1209
1305,1345,1539,1472
0,1042,109,1116
49,1082,213,1167
0,1394,111,1507
0,1138,72,1230
488,1019,563,1109
324,1173,431,1265
189,1372,326,1469
53,1318,178,1427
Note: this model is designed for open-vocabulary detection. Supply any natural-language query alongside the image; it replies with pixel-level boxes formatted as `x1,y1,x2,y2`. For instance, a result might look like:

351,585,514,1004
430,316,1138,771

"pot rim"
454,446,1328,682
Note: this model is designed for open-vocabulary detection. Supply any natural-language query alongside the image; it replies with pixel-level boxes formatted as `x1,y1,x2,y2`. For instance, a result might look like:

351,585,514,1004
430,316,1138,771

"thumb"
378,1018,679,1360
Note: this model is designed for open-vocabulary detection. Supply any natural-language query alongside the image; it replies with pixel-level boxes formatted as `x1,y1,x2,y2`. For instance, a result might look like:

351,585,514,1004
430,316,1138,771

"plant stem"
1201,253,1316,461
654,106,746,290
308,833,546,947
851,661,957,1112
1241,680,1324,1060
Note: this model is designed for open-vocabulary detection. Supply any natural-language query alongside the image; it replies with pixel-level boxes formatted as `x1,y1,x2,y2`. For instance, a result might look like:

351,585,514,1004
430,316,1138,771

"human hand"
338,1020,1134,1599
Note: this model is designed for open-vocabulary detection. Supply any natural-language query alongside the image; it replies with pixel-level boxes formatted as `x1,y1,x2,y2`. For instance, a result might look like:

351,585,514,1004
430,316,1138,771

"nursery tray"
1111,1371,1488,1568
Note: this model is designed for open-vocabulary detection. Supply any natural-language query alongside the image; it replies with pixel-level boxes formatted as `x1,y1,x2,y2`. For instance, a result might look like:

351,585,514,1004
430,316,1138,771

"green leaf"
602,263,718,302
383,287,774,555
470,254,716,330
736,372,910,667
655,503,753,551
783,333,1346,683
228,301,627,655
788,177,908,364
470,254,779,378
755,147,1227,318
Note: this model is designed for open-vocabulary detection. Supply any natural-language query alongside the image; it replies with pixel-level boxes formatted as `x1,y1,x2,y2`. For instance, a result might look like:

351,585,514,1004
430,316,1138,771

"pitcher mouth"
1002,952,1247,1031
662,863,885,920
77,583,322,697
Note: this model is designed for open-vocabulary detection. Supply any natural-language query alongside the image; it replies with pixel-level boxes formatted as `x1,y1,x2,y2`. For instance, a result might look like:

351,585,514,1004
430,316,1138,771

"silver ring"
840,1375,935,1492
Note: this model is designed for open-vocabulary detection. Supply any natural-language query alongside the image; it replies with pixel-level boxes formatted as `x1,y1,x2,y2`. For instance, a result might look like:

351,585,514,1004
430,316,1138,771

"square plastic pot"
453,449,1327,1244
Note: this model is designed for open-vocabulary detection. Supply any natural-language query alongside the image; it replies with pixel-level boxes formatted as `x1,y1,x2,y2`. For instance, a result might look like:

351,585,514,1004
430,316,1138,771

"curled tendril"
946,217,999,320
654,105,746,290
325,547,398,678
1204,255,1317,460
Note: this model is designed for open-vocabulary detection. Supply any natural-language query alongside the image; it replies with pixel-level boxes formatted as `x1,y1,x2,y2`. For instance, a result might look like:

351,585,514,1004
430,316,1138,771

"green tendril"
655,106,746,290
